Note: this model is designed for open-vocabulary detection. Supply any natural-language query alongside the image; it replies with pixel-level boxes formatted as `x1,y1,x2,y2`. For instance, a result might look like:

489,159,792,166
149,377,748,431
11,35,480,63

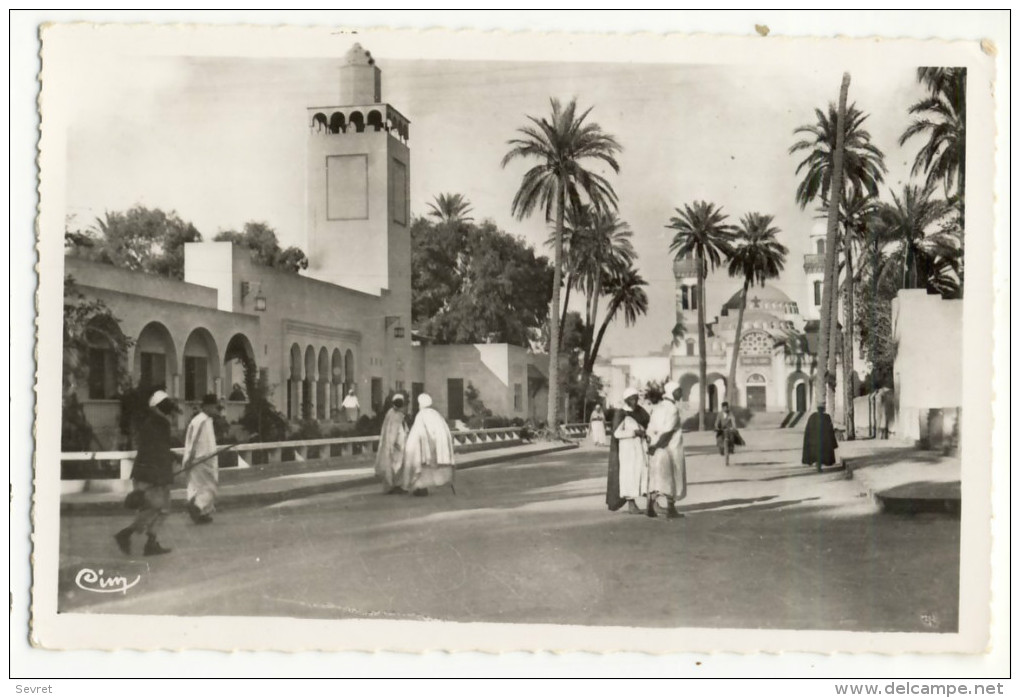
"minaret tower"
305,44,411,297
803,220,827,321
672,253,701,337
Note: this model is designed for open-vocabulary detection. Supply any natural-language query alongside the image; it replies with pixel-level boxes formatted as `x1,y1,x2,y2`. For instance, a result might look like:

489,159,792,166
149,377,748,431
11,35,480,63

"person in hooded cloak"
402,393,456,496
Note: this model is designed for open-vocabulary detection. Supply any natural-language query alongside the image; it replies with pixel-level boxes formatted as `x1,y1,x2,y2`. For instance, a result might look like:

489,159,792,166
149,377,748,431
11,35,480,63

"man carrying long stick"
184,394,220,524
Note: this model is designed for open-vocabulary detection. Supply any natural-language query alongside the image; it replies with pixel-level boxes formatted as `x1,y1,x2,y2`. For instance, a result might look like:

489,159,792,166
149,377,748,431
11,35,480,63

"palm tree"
502,98,622,429
547,202,594,349
791,87,886,412
873,183,957,292
575,210,636,410
900,68,966,213
667,201,737,430
725,213,788,406
587,266,649,378
426,193,474,225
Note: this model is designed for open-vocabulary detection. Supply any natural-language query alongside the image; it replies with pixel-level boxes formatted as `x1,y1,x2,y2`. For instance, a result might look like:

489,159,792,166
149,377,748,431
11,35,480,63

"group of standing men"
114,390,222,556
374,393,457,497
606,381,687,519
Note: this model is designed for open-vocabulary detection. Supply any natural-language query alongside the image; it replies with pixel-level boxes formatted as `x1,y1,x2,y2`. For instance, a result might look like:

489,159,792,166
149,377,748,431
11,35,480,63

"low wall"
60,426,527,493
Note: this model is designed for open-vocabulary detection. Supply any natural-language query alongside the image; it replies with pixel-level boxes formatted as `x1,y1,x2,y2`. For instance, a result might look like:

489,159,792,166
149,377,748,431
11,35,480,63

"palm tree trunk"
816,72,851,411
726,278,750,406
697,251,708,431
827,244,840,414
842,244,856,439
579,267,602,420
588,299,618,380
557,274,573,352
547,177,565,430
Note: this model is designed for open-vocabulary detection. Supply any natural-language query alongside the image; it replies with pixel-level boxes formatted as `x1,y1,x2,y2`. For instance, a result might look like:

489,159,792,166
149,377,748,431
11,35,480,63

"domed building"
670,236,837,414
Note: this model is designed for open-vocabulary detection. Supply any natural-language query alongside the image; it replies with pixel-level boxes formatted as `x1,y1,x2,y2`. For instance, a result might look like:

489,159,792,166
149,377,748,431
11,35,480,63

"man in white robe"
645,381,686,519
612,387,648,514
184,394,220,524
341,388,361,423
375,394,409,494
402,393,456,496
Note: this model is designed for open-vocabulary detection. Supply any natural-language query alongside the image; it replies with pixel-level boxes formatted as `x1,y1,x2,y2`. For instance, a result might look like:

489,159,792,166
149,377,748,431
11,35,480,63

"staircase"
745,411,802,430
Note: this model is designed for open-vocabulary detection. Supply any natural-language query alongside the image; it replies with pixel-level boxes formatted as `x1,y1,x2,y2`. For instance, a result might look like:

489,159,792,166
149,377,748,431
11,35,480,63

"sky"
63,37,932,358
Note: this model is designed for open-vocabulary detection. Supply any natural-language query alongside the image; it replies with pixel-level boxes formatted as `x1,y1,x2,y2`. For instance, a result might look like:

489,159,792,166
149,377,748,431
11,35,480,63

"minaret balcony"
803,253,826,273
673,257,700,277
308,103,410,144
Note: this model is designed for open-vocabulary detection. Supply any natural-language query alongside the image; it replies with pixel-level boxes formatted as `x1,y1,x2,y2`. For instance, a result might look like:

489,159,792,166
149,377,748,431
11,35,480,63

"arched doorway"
678,373,699,403
288,343,302,420
223,333,256,402
134,321,177,396
795,382,807,412
745,373,767,412
344,349,355,395
317,347,330,420
182,327,220,402
303,345,317,419
331,349,343,420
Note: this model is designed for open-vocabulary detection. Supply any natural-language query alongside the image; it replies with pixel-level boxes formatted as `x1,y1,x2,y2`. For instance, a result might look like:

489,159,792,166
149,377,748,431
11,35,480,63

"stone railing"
60,426,526,482
560,423,589,439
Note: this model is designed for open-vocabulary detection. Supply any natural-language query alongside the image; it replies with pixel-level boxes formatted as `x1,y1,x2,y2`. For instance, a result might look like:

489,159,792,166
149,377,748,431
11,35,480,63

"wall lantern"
385,315,404,338
254,284,267,312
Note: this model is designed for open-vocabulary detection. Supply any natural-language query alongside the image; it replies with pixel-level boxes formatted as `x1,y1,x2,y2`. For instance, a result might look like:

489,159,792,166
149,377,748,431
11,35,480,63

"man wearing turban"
375,393,409,494
402,393,456,496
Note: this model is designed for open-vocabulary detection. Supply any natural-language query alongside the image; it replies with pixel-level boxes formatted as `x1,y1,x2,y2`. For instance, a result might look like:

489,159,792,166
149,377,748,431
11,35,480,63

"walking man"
114,390,177,556
375,393,409,494
802,403,839,471
184,393,220,524
402,393,456,496
715,401,743,465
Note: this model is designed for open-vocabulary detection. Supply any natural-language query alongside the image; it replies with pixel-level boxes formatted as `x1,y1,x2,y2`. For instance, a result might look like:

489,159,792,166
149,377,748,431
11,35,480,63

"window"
514,383,523,411
87,347,112,399
680,286,689,310
690,286,698,310
139,351,166,390
686,340,695,357
813,280,822,306
816,239,825,254
184,356,208,401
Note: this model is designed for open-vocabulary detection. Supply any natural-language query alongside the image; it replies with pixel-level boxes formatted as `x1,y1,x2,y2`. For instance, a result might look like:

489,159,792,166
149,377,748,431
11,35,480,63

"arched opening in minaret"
816,239,825,254
367,110,384,132
312,113,328,132
329,112,346,134
348,111,365,133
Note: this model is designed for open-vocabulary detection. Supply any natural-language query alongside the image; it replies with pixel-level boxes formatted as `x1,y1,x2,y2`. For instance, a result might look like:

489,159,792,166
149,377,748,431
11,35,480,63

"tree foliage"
410,217,554,346
502,97,623,428
66,206,203,279
214,221,309,273
900,67,966,207
667,200,736,429
427,193,474,224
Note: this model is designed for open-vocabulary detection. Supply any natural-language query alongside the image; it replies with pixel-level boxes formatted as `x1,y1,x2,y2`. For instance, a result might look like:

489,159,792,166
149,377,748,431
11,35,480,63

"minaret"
672,253,700,337
803,220,827,321
305,44,411,296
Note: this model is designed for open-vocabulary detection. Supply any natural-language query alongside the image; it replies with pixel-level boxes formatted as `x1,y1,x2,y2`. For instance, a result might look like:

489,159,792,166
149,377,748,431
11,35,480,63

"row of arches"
672,370,815,413
83,319,256,404
286,343,357,421
310,109,410,142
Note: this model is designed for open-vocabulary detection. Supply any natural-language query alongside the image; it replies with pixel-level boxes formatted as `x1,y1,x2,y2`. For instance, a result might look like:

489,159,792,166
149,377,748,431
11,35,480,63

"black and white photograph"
20,15,1004,666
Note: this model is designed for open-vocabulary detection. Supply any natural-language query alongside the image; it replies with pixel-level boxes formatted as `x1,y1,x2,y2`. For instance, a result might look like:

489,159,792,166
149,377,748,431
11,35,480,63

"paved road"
58,429,959,632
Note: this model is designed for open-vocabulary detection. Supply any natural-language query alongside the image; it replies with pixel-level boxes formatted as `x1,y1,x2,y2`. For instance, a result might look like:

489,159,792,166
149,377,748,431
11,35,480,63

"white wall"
892,289,963,440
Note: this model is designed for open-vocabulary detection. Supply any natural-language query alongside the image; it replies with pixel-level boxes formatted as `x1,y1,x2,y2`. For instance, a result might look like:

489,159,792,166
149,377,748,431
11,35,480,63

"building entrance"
795,382,807,412
746,385,767,412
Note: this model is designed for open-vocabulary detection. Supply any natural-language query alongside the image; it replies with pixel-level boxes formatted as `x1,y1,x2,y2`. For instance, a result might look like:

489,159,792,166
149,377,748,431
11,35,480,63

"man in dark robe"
606,392,650,512
802,404,838,471
115,390,178,556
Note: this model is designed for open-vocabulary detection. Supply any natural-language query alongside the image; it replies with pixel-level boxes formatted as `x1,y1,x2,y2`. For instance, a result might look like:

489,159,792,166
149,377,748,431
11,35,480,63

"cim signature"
75,567,141,594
